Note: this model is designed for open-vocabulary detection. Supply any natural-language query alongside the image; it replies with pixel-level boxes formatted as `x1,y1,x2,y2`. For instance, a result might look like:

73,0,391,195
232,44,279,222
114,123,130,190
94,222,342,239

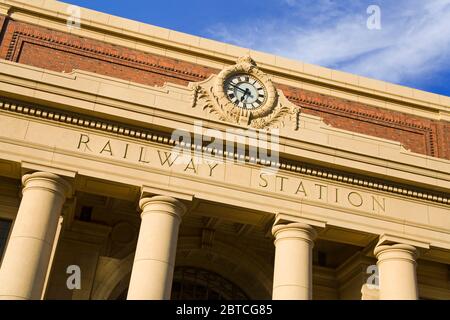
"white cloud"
206,0,450,86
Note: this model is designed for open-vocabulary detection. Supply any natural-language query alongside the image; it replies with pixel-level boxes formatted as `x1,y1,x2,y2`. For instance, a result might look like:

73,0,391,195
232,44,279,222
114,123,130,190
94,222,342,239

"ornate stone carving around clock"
190,56,300,130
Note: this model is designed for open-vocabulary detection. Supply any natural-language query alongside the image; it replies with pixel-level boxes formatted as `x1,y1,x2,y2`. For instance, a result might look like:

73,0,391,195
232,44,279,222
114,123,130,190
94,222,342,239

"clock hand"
240,88,251,102
228,82,247,94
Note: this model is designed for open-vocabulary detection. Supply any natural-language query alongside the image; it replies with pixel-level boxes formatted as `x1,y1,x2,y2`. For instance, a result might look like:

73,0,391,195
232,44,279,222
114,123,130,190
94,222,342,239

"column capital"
374,233,430,260
373,241,420,300
22,171,73,198
272,223,317,244
139,195,187,220
374,243,418,261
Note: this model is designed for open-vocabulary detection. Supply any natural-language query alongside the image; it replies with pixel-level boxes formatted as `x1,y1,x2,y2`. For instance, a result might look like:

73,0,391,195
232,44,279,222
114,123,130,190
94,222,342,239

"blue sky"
62,0,450,97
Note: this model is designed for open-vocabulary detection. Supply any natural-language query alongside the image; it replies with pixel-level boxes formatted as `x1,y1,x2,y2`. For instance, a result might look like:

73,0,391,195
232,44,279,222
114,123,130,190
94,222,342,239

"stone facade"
0,0,448,300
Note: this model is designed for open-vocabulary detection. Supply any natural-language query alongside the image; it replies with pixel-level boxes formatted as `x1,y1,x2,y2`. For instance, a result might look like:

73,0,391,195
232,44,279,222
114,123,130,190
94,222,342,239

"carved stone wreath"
191,56,300,130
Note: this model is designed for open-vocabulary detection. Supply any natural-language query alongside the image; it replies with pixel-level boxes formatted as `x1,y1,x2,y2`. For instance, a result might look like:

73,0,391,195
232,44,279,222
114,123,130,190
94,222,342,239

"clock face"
224,74,267,110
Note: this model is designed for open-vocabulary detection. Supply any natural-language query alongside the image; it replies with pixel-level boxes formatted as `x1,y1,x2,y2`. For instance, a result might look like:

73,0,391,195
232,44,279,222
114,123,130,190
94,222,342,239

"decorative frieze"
0,98,448,205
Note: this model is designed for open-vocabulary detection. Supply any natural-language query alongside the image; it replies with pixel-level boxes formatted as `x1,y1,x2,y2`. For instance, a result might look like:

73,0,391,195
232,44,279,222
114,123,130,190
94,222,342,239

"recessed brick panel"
278,83,440,157
0,18,448,160
18,42,195,87
0,20,216,86
436,122,450,159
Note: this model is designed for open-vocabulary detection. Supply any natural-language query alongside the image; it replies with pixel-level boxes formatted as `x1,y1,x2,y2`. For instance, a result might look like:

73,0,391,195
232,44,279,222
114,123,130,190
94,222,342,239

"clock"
224,74,267,110
213,56,278,123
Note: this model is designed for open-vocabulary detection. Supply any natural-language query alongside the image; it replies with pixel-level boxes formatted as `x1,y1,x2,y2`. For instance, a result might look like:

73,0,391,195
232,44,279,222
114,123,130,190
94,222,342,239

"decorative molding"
190,56,300,130
0,98,449,205
377,234,430,249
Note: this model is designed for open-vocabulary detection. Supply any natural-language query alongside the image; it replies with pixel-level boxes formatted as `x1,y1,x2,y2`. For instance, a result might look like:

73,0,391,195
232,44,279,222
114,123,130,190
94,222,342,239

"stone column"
127,196,186,300
374,243,418,300
272,223,317,300
0,172,71,300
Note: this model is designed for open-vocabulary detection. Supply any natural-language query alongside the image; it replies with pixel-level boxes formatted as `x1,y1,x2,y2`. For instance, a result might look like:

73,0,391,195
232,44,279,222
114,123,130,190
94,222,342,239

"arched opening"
171,266,249,300
116,266,249,300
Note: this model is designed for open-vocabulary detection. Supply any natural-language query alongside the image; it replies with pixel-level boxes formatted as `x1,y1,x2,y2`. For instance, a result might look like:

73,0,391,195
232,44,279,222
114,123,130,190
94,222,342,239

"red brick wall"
436,122,450,159
0,17,448,160
17,41,207,87
0,20,214,86
278,84,440,157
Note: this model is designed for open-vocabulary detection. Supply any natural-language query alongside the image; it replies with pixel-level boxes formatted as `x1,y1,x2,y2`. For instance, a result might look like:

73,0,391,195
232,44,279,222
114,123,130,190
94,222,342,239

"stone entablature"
0,58,449,257
0,59,448,206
